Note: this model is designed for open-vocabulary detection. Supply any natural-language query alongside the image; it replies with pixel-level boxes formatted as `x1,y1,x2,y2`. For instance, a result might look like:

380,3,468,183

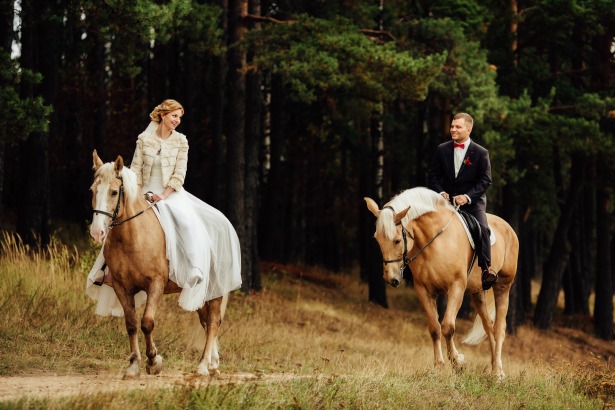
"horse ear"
364,197,380,217
114,155,124,174
92,149,104,171
394,206,411,225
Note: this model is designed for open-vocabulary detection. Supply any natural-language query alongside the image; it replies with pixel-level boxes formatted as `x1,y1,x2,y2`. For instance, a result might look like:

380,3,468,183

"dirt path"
0,371,291,402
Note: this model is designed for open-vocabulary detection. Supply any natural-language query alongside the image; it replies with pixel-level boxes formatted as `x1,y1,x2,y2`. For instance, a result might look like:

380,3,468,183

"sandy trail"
0,371,290,402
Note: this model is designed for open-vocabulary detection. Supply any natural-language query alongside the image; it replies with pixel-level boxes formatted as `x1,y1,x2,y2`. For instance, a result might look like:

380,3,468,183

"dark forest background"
1,0,613,340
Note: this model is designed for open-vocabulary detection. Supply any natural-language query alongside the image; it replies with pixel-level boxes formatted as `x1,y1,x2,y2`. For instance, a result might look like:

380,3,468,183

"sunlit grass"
0,233,612,408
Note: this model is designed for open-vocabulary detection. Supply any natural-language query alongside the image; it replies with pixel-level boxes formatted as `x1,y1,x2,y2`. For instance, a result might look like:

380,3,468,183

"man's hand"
440,192,450,201
453,195,468,206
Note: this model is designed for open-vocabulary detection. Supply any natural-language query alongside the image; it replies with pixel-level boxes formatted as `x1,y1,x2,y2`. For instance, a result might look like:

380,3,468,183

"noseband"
92,176,151,229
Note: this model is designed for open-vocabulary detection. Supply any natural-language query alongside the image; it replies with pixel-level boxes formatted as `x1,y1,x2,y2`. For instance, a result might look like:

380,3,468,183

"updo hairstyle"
149,99,185,123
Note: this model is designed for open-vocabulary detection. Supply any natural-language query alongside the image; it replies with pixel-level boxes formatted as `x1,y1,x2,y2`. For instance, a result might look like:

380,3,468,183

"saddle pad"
455,213,496,250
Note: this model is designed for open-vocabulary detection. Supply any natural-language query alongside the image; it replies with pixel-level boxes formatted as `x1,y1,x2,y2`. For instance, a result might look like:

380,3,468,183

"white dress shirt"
454,138,470,177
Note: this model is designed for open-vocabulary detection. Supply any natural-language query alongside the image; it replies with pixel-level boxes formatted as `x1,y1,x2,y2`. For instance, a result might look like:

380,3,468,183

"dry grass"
0,232,613,408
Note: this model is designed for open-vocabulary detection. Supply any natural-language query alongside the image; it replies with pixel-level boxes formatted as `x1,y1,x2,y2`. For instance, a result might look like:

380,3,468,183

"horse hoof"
197,363,220,378
146,355,163,375
454,353,466,368
123,364,141,379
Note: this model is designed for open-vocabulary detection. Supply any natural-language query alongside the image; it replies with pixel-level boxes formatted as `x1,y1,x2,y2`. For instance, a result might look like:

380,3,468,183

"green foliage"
154,0,224,55
71,0,223,78
246,15,446,104
430,0,491,40
0,52,51,144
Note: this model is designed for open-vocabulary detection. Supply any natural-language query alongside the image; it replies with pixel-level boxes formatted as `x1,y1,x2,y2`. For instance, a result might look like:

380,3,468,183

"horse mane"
376,187,454,240
94,162,140,205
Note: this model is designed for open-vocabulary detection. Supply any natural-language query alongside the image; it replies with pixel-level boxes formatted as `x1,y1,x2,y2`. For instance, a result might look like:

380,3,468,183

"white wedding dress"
86,153,242,316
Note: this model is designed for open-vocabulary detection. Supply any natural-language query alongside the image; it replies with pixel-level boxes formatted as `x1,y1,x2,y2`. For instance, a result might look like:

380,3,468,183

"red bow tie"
454,142,465,149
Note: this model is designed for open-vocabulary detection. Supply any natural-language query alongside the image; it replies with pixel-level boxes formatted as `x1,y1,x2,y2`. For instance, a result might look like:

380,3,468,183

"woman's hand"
152,193,167,202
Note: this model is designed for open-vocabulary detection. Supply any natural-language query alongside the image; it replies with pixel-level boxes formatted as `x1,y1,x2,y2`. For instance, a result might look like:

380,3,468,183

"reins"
92,175,155,230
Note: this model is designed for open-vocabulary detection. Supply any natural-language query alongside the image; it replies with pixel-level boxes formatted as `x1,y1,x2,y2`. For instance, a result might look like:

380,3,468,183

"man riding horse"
427,112,498,290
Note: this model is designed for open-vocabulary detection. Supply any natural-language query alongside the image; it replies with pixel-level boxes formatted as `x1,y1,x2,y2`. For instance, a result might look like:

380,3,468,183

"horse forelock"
376,187,452,240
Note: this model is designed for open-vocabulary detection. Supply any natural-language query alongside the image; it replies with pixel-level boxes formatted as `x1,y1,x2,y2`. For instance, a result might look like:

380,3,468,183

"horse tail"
462,290,496,345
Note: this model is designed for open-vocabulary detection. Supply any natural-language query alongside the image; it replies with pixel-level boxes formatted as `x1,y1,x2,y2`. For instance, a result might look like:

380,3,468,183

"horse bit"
381,205,456,278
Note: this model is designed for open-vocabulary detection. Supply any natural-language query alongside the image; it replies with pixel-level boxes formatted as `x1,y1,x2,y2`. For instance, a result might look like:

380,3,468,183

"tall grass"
0,234,612,408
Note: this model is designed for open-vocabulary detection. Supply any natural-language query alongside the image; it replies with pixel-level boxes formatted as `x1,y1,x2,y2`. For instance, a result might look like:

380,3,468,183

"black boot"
481,268,498,290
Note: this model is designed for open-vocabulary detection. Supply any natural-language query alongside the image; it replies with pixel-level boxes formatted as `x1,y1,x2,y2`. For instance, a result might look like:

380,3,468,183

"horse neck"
411,206,453,241
111,193,148,234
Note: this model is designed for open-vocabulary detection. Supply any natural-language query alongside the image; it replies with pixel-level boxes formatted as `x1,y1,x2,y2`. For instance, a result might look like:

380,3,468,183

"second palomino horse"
365,187,518,379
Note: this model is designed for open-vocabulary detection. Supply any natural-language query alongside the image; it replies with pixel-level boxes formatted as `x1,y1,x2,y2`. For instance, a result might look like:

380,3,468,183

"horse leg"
491,285,511,380
441,281,466,369
414,284,445,367
468,291,496,354
197,295,224,377
114,286,141,379
142,284,165,375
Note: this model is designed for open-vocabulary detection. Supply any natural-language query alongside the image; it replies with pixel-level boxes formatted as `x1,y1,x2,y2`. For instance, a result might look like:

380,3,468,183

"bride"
87,99,242,315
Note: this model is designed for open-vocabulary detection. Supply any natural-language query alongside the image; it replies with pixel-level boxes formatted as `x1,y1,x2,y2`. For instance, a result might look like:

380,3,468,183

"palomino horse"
365,187,518,379
89,150,227,379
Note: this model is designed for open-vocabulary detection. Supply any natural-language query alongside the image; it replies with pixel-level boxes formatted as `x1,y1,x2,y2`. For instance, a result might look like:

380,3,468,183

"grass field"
0,232,613,409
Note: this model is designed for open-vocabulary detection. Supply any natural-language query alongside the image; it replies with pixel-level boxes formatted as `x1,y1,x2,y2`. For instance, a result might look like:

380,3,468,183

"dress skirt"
86,158,242,316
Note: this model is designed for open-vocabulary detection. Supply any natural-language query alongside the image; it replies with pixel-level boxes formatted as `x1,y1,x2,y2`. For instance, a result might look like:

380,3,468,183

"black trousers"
464,207,491,270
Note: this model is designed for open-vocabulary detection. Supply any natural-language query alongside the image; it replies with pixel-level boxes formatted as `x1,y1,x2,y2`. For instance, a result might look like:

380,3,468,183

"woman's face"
161,109,183,131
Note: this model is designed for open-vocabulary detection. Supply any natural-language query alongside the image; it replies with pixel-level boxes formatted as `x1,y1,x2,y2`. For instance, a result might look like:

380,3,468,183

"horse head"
89,150,126,243
364,197,411,288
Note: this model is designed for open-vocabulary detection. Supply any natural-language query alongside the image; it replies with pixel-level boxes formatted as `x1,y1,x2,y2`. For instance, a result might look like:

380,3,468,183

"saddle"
458,210,482,252
456,210,483,275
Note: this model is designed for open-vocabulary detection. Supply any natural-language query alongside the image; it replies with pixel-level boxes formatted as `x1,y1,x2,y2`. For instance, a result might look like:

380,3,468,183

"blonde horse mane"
94,161,140,205
376,187,454,240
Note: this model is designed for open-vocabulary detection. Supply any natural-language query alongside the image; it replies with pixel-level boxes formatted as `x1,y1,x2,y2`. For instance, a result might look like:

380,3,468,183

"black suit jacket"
428,140,492,213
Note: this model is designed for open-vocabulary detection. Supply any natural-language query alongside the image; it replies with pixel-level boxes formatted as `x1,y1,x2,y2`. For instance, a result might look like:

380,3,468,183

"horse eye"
111,190,118,196
394,239,401,245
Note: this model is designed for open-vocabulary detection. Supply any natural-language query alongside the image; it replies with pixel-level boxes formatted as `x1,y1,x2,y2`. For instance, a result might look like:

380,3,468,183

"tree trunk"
594,174,613,340
17,0,57,247
227,0,248,289
366,109,387,307
208,0,228,209
260,75,287,261
0,0,13,232
502,182,519,333
244,0,262,291
534,154,587,329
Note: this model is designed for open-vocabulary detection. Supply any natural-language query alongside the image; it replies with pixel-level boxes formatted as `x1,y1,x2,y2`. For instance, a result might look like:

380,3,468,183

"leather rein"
92,175,154,229
381,205,456,277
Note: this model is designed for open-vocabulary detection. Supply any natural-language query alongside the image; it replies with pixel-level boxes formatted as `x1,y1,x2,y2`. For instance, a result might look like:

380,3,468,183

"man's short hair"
453,113,473,129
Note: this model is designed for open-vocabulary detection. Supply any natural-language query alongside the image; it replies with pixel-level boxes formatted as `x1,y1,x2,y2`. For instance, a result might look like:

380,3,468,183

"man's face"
450,118,471,143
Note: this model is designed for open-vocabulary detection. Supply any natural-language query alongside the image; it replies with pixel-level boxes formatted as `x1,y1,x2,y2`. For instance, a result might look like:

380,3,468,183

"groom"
427,112,498,290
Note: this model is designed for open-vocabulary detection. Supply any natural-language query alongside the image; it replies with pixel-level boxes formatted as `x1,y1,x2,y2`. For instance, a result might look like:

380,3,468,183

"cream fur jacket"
130,129,189,192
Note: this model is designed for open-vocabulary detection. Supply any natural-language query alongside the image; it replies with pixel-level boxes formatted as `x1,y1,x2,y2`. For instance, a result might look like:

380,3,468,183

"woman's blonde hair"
149,99,184,123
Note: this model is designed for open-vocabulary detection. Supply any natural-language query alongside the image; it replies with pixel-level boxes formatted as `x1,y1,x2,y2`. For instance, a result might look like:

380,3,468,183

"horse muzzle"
388,278,401,288
383,265,404,288
89,217,108,243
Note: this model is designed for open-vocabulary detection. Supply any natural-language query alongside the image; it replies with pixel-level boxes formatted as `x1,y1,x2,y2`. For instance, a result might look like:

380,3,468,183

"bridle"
381,205,456,278
92,175,152,229
381,206,413,277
